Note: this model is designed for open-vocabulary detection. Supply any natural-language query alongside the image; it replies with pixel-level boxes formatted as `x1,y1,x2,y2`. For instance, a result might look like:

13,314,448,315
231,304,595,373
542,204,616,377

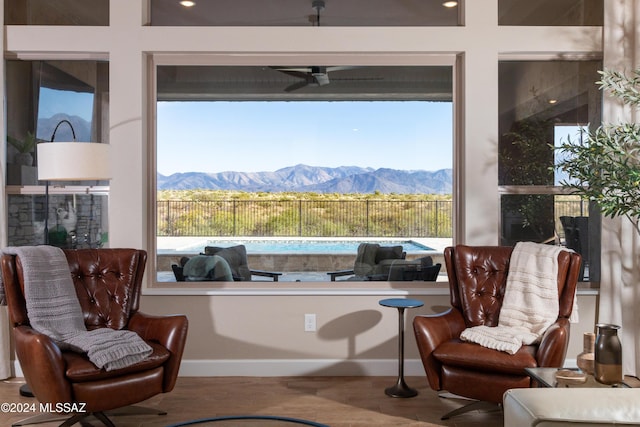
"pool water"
194,239,433,254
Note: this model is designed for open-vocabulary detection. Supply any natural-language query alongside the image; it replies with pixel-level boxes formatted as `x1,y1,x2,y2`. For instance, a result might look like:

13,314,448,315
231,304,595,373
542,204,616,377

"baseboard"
179,358,578,376
178,358,427,377
12,358,578,378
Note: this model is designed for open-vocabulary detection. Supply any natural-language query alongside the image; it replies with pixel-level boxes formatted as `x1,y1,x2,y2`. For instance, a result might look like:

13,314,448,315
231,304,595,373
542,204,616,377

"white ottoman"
503,388,640,426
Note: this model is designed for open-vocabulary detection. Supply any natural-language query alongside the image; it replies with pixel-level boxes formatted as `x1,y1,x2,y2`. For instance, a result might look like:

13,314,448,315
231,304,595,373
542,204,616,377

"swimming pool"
178,239,433,254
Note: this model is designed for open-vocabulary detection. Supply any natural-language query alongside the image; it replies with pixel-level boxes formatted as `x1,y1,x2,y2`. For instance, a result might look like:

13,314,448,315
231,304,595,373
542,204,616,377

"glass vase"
594,323,622,385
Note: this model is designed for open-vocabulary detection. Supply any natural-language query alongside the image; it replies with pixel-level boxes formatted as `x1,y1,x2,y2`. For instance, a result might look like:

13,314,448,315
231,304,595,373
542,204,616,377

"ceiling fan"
271,1,363,92
272,66,358,92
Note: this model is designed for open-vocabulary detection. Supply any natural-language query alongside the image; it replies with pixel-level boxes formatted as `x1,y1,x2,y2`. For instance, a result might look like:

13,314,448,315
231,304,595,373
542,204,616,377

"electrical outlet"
304,313,316,332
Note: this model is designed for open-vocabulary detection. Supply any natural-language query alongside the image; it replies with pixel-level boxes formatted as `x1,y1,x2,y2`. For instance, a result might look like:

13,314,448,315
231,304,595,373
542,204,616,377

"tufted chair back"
64,248,146,330
6,248,146,331
445,245,577,328
445,245,511,328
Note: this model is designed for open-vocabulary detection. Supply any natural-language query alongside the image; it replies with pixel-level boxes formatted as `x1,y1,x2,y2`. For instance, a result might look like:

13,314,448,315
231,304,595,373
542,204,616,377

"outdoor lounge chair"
327,242,440,281
172,244,282,282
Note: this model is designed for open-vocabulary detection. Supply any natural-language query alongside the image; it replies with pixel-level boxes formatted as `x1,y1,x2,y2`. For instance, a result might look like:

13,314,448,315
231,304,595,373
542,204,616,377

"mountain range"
157,164,452,194
38,114,92,142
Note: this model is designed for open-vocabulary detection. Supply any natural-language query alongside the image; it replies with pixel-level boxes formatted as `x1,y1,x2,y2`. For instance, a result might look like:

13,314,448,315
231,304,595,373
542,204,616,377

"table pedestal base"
385,377,418,398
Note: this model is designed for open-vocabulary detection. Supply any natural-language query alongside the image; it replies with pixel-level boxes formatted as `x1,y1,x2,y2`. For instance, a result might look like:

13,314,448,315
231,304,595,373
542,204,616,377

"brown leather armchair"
1,248,189,427
412,245,581,419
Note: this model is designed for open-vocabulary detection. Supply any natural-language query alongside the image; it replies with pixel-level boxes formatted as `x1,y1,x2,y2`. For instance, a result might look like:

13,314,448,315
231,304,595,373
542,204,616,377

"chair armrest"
128,312,189,392
13,325,73,404
250,270,283,282
327,270,355,281
413,308,466,391
536,318,570,367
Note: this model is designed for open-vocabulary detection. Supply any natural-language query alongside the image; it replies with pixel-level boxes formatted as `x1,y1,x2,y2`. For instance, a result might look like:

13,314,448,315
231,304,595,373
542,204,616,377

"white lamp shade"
37,142,111,181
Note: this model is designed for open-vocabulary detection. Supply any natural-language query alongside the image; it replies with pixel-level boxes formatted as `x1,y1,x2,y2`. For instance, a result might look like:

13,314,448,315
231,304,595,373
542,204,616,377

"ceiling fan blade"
325,66,359,72
273,67,313,73
312,72,330,86
273,65,360,91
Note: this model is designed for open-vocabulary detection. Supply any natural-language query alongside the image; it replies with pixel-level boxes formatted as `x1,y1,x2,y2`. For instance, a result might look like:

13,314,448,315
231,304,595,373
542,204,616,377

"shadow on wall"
318,310,383,358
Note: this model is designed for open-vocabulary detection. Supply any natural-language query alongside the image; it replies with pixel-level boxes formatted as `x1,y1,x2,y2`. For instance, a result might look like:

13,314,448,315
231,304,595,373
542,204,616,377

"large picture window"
155,65,454,283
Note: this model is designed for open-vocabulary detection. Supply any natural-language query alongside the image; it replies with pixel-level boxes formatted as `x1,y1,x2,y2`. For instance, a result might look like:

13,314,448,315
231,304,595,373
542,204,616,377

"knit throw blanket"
1,246,152,371
459,242,565,355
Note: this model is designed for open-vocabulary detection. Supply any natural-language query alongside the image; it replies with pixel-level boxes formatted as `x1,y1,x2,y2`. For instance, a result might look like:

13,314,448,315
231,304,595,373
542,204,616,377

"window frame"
148,53,459,290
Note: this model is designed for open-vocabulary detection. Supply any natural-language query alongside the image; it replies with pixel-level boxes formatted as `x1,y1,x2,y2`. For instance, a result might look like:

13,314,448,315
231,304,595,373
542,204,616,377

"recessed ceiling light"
443,1,458,7
548,99,558,104
180,1,195,7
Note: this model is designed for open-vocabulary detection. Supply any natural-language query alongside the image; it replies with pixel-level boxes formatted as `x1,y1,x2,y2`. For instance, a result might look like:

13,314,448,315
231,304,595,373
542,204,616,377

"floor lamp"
18,120,110,398
37,119,111,245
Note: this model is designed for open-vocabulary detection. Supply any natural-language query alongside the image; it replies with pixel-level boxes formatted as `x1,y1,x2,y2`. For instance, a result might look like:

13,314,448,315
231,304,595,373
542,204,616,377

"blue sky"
156,101,453,175
38,88,94,122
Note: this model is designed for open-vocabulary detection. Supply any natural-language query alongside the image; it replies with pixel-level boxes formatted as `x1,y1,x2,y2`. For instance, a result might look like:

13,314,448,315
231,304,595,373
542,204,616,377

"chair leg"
91,412,116,427
59,412,96,427
440,400,501,420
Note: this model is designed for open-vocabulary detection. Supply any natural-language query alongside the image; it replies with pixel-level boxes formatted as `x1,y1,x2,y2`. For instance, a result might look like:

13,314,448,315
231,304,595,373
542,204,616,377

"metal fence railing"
157,198,589,239
157,199,453,238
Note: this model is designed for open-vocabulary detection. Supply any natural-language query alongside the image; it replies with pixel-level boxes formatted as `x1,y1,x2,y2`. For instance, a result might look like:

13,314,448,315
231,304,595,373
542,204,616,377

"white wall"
140,290,598,376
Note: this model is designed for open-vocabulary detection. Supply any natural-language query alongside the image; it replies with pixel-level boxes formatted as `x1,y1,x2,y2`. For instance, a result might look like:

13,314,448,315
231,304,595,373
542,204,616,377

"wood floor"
1,376,504,427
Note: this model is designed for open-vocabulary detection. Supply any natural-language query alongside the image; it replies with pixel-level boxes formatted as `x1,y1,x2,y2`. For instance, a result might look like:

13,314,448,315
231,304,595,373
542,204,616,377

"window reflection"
498,60,602,282
499,0,603,26
5,59,110,250
498,61,601,186
6,60,108,186
7,194,108,249
500,194,594,281
5,0,108,25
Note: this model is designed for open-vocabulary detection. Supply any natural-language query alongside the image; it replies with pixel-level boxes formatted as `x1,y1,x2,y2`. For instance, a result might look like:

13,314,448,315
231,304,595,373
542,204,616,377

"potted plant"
7,131,37,166
555,69,640,235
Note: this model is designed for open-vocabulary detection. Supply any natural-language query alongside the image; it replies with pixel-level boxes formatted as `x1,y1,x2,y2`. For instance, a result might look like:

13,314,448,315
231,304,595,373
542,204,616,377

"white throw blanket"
459,242,565,355
1,246,152,371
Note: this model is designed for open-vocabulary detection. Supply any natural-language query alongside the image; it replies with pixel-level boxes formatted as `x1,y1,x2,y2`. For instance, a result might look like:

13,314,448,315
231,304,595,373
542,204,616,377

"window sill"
143,280,599,297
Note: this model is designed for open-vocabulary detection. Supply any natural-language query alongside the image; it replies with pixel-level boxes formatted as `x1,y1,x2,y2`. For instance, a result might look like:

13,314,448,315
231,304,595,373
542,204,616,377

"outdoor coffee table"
525,367,630,388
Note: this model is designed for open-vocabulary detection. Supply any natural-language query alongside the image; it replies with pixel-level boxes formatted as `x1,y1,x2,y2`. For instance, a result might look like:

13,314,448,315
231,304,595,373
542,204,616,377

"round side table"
379,298,424,398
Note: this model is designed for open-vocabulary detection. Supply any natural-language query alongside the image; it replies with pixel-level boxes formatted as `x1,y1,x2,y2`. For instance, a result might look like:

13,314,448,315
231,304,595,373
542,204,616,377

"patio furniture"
172,244,281,282
327,243,404,281
328,243,438,281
